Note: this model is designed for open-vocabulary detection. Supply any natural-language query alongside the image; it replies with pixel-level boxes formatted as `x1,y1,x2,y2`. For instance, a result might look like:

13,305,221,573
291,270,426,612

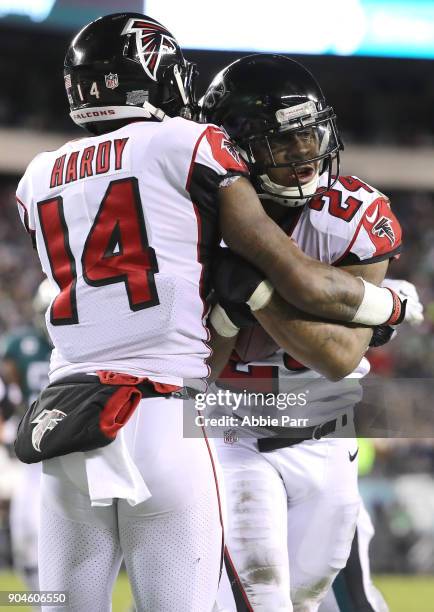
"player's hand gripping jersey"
218,174,402,425
16,119,247,384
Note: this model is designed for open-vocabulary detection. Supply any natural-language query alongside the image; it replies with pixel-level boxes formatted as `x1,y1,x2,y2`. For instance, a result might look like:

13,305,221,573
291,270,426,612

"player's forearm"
254,292,373,381
222,206,361,321
219,178,392,324
239,226,364,321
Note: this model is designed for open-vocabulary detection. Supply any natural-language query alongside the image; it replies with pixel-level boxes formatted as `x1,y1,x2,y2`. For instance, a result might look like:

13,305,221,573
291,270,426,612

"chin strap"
257,172,320,208
173,64,189,106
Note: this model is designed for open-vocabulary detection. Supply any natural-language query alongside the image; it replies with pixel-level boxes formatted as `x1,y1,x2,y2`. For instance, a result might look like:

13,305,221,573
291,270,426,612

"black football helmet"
64,13,197,133
201,54,343,207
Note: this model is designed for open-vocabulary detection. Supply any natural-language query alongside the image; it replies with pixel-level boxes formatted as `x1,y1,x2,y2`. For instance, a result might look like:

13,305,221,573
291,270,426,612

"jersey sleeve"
184,125,250,268
338,195,402,265
186,124,249,198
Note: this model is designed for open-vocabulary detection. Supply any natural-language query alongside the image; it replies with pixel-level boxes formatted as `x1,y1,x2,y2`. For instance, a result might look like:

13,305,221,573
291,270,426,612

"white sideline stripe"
1,128,434,189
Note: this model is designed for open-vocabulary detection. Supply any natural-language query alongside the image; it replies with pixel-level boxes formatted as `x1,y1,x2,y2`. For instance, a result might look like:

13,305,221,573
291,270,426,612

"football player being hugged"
201,55,423,611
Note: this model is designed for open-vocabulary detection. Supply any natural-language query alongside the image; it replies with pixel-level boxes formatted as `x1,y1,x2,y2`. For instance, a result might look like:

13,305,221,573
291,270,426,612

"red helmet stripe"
122,17,180,82
131,20,170,34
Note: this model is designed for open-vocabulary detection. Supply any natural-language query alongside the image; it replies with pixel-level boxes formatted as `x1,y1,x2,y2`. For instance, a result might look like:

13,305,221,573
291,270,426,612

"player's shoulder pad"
197,122,249,176
308,175,402,264
159,117,248,180
16,147,65,228
17,150,51,199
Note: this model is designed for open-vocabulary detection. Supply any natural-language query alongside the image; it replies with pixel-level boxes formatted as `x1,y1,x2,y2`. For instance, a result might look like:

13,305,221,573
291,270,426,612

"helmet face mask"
201,54,343,207
246,110,341,205
64,13,198,132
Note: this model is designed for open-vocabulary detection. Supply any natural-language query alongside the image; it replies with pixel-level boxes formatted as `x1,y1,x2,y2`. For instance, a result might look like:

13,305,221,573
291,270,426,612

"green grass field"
0,571,433,611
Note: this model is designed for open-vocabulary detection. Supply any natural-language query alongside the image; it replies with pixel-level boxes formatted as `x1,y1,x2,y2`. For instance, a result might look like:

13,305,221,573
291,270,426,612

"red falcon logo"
122,18,178,82
372,216,396,245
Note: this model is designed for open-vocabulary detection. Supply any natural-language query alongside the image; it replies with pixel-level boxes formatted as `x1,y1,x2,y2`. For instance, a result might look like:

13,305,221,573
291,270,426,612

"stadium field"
0,571,433,611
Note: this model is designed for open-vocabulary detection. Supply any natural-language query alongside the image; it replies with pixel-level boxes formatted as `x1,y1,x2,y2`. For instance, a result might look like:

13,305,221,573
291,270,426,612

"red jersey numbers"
38,177,159,326
338,176,374,193
82,179,159,311
309,176,374,222
38,197,78,325
217,359,279,394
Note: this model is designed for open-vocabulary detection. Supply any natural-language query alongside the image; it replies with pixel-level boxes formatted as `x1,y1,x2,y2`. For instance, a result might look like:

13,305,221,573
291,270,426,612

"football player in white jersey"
16,13,415,610
201,54,423,611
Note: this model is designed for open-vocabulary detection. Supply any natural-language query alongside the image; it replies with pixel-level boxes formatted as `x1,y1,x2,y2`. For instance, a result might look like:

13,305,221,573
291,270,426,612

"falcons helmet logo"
202,81,226,109
372,216,396,245
31,408,67,452
122,18,178,82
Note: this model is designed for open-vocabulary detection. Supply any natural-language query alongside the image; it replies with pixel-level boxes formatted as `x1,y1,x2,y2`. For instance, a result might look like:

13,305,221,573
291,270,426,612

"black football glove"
219,299,257,328
210,248,274,337
369,325,396,348
213,247,273,307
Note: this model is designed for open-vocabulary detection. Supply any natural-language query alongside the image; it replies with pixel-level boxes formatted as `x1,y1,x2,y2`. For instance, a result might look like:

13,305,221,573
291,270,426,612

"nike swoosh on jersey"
365,206,379,224
348,448,359,462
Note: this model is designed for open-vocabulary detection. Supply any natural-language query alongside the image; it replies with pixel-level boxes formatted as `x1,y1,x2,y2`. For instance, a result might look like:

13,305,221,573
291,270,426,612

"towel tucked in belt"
82,429,152,507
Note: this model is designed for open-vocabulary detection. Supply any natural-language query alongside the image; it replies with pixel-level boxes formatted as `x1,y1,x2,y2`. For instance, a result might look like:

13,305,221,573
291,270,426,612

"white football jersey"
291,173,402,266
217,174,403,425
16,118,248,384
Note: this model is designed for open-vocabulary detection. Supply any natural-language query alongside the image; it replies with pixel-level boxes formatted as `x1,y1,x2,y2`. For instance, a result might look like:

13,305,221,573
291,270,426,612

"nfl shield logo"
105,73,119,89
223,428,239,445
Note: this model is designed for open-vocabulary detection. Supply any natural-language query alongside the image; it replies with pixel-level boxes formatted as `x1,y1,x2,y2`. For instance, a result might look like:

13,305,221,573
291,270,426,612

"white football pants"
38,397,223,612
215,431,360,611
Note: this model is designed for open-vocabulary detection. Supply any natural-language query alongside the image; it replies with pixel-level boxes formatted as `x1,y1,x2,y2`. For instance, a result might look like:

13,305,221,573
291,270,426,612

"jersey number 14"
38,177,160,325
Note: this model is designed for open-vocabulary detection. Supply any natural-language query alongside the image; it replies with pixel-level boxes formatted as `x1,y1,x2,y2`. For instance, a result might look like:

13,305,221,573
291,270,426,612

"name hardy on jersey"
50,136,129,188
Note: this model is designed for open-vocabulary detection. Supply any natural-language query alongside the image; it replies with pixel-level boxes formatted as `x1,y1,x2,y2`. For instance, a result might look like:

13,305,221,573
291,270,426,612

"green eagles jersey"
1,326,51,406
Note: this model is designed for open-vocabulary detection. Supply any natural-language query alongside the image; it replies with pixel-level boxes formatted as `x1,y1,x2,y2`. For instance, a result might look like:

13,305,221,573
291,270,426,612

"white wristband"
247,280,274,311
350,278,395,325
209,303,240,337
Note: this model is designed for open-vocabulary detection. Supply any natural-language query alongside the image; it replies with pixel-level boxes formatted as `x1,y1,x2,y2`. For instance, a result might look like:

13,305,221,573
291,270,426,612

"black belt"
170,386,201,400
257,414,348,452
